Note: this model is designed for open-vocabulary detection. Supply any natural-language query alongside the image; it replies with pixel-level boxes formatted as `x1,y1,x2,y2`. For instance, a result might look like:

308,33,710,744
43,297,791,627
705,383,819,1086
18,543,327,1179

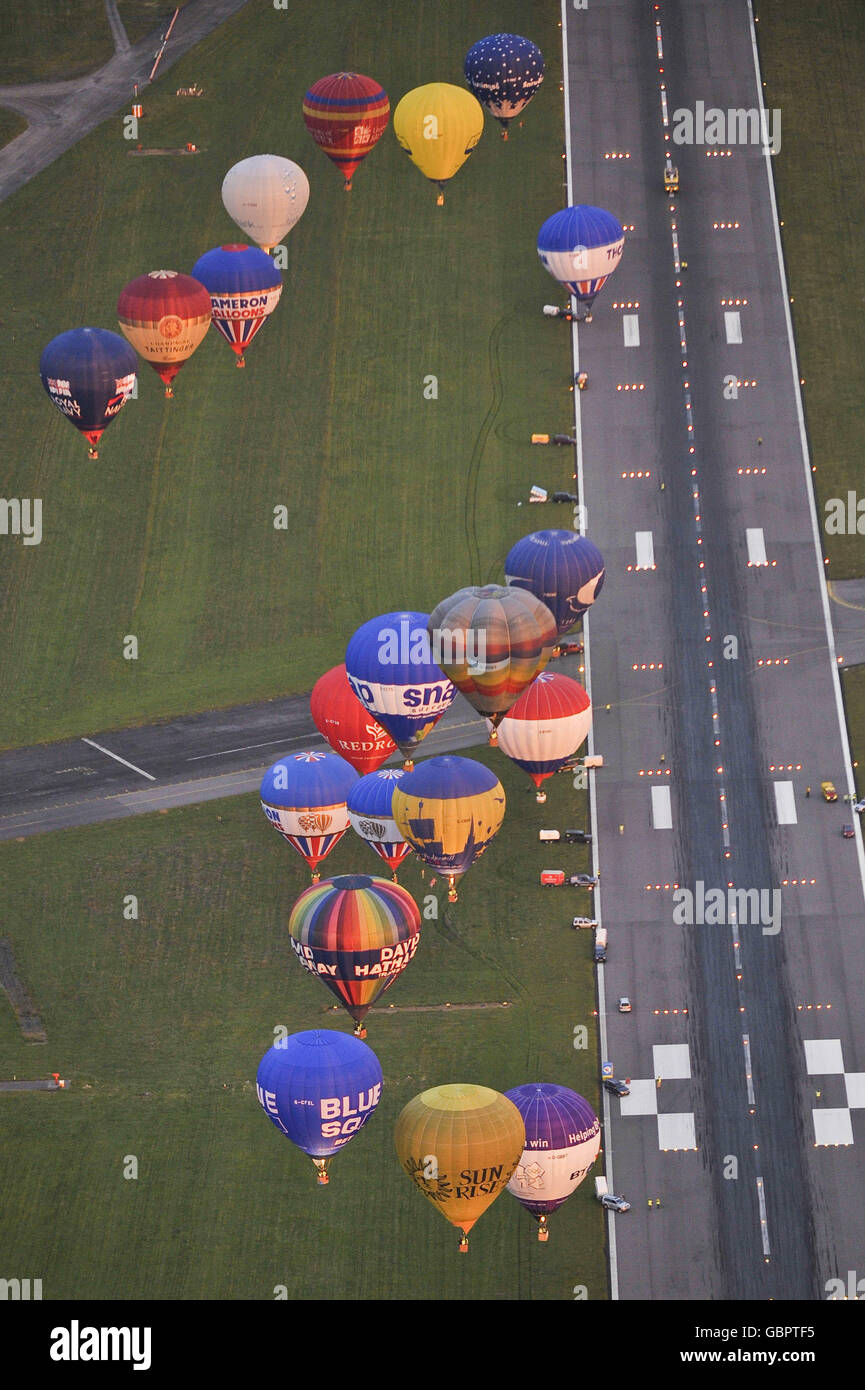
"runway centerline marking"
755,1177,771,1258
81,738,155,781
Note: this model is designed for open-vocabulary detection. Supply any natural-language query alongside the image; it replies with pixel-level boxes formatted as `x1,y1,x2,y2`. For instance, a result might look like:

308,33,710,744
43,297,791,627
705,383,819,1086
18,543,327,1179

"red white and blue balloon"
260,750,359,879
494,671,591,802
347,768,412,877
537,205,625,314
191,244,282,367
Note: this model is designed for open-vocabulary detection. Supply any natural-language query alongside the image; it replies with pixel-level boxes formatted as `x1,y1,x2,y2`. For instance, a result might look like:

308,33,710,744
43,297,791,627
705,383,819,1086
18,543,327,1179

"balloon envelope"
39,327,136,456
391,754,505,900
221,155,309,253
257,1029,383,1181
310,664,396,774
427,584,557,724
495,671,592,795
537,205,625,307
303,72,390,189
288,873,421,1028
394,1083,525,1248
347,768,412,875
464,33,544,133
190,244,282,365
345,611,456,759
117,270,212,394
260,750,359,876
505,530,605,634
505,1083,601,1234
393,83,484,200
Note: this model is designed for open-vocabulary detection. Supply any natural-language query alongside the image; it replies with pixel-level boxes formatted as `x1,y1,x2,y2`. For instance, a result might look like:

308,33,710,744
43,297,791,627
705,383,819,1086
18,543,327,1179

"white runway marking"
773,780,797,824
746,527,768,566
813,1110,854,1146
653,1042,691,1078
724,310,743,343
635,530,655,569
658,1113,696,1150
623,314,640,346
756,1176,771,1256
81,738,155,781
186,734,324,762
804,1038,844,1074
651,785,672,829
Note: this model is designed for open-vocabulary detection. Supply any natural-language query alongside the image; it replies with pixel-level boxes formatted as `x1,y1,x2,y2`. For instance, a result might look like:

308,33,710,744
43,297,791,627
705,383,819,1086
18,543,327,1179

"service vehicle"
601,1194,631,1213
618,996,632,1013
538,829,560,842
572,916,599,929
565,829,592,844
822,780,838,802
603,1077,630,1097
593,926,607,962
540,869,566,886
842,824,855,839
569,873,598,888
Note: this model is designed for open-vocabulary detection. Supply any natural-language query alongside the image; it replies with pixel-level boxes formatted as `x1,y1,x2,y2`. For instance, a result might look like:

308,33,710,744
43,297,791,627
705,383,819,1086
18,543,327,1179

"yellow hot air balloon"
391,755,505,902
394,1083,525,1251
393,83,484,205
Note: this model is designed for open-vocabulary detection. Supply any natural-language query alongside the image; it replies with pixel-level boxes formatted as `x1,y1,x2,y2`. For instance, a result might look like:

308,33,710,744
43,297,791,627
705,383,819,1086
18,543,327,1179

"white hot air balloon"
221,155,310,254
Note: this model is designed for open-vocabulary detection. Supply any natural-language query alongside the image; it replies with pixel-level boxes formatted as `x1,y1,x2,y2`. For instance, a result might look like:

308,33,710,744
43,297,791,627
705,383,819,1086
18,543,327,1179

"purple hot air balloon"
505,530,605,635
505,1083,601,1240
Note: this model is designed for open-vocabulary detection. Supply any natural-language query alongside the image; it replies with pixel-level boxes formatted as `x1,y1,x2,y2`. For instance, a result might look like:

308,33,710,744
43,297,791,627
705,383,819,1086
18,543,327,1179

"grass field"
0,107,27,149
0,749,606,1301
0,0,571,750
0,2,114,84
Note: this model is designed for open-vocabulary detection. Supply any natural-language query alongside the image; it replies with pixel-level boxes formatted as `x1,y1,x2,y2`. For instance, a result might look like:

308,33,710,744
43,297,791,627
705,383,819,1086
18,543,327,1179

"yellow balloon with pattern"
394,1084,525,1251
393,83,484,205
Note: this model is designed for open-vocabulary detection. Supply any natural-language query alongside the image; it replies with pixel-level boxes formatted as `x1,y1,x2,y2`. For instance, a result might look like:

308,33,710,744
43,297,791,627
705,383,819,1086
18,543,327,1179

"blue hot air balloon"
345,611,457,764
505,530,605,634
260,750,359,880
347,767,413,877
464,33,545,139
537,206,625,319
505,1083,601,1240
39,327,137,458
257,1029,383,1184
391,754,506,901
190,244,283,368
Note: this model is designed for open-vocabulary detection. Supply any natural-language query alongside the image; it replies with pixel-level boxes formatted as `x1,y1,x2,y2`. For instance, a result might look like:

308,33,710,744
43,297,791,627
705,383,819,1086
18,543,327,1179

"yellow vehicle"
821,780,838,802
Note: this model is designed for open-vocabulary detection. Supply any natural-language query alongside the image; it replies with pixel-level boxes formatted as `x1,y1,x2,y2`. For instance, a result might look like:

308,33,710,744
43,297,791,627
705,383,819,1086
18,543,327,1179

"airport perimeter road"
566,0,865,1300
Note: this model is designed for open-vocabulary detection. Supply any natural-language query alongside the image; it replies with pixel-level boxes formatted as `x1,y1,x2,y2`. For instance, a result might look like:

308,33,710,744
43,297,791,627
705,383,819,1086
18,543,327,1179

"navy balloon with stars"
464,33,545,139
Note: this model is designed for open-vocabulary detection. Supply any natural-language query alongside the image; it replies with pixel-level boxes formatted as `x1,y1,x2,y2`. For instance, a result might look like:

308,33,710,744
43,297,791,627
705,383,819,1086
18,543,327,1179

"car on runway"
600,1194,631,1213
842,824,855,839
821,780,838,802
603,1078,630,1097
617,997,632,1013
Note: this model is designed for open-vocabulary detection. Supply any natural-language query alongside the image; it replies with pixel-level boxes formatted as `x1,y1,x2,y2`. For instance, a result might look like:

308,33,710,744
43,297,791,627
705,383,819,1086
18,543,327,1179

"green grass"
0,749,605,1300
117,2,192,49
841,664,865,797
0,1,113,84
757,0,865,579
0,0,571,750
0,106,27,148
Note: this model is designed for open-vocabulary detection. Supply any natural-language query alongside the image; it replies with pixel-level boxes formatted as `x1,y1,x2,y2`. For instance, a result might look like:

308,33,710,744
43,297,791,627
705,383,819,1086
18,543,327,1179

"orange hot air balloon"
394,1084,525,1251
117,270,212,397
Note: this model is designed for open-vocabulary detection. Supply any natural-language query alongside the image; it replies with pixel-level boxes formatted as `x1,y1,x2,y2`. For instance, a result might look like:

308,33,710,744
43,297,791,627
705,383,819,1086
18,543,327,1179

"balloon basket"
313,1160,330,1186
535,791,547,804
353,1024,367,1040
488,728,499,746
88,447,98,459
436,193,444,207
236,355,245,368
344,179,352,191
448,889,458,904
164,386,174,399
458,1235,469,1253
311,871,321,884
402,758,414,772
538,1219,549,1242
501,129,508,141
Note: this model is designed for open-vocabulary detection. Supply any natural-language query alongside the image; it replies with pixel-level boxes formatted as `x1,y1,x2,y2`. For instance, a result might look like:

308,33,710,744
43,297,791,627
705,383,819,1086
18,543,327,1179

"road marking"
724,310,743,343
773,780,797,824
623,313,640,346
186,734,325,762
81,738,155,781
746,527,768,566
635,530,655,569
743,1034,756,1108
755,1176,771,1257
651,785,672,829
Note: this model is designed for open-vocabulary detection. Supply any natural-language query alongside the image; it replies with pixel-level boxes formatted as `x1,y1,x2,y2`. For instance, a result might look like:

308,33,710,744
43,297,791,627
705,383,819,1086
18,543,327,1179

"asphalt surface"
567,0,865,1300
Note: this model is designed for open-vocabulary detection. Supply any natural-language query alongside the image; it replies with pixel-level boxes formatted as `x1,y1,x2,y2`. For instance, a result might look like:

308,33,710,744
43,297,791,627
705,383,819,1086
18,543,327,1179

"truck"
594,1176,608,1200
540,869,566,886
538,829,560,842
594,927,608,962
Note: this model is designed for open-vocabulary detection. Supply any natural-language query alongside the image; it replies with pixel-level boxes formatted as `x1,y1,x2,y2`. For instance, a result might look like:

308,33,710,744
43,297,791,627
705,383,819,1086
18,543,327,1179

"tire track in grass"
463,310,510,586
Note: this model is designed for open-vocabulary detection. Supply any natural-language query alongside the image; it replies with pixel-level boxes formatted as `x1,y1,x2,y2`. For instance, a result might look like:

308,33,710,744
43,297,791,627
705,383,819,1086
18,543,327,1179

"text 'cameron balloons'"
347,768,412,877
288,874,421,1036
496,671,592,803
190,244,282,368
221,155,309,254
117,270,212,397
393,83,484,205
303,72,390,190
464,33,544,139
310,665,396,775
537,205,625,317
39,328,136,458
257,1029,383,1184
395,1084,525,1251
260,750,359,880
391,755,505,902
505,530,605,634
505,1083,601,1241
428,585,557,733
345,612,456,764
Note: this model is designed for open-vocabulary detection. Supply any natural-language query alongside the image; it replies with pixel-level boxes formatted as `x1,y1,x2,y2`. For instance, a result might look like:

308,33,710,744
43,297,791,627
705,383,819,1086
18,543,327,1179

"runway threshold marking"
773,780,797,825
635,531,655,569
81,738,155,781
651,785,673,829
746,528,768,566
724,310,743,343
623,314,640,346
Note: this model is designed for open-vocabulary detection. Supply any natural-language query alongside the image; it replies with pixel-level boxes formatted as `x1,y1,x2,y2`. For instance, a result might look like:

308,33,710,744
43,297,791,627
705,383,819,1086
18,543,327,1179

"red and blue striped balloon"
191,244,282,367
303,72,390,190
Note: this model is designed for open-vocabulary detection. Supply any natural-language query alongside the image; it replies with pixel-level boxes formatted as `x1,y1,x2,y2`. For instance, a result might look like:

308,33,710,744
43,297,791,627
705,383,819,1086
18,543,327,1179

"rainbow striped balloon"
302,72,390,190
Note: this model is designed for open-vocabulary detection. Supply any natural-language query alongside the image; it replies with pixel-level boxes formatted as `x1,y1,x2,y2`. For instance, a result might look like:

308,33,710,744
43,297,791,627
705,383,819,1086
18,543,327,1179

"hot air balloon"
345,611,457,766
117,270,212,397
288,873,421,1036
303,72,390,190
391,755,505,902
393,83,484,205
427,585,557,739
495,672,592,803
505,1083,601,1241
395,1084,525,1251
505,530,605,634
260,750,359,880
464,33,544,140
190,244,282,368
221,155,310,254
537,205,625,320
39,327,137,458
310,665,396,775
257,1028,383,1184
347,768,412,877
